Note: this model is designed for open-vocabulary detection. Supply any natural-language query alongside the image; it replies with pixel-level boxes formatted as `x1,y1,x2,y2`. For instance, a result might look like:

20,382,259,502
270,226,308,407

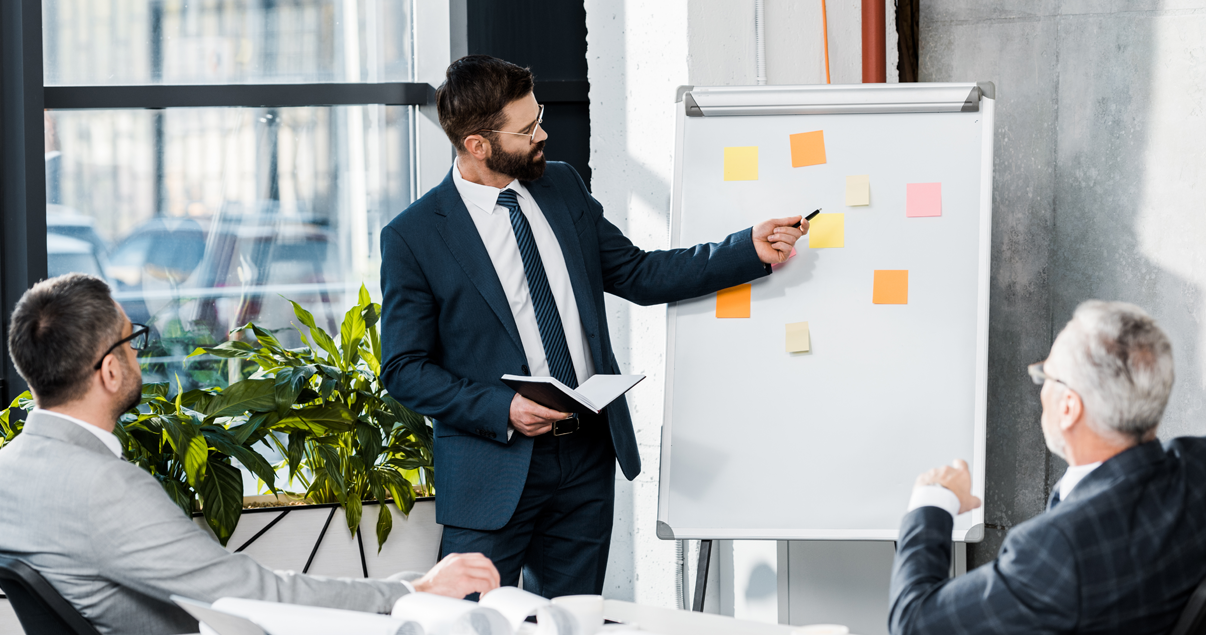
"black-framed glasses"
1027,361,1074,392
93,323,150,370
476,104,545,144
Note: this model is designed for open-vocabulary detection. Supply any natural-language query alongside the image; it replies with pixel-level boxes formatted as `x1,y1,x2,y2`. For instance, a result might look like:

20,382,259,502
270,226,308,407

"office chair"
0,555,101,635
1170,573,1206,635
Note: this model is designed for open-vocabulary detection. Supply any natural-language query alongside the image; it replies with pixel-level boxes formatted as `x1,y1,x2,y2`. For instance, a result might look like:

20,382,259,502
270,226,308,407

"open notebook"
501,374,645,415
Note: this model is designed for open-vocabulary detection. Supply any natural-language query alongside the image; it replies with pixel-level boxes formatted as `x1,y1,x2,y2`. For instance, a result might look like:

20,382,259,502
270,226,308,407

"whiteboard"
656,83,994,541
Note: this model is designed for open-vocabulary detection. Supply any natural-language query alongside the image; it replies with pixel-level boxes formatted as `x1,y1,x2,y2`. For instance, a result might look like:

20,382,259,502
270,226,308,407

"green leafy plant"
188,285,435,551
0,286,434,552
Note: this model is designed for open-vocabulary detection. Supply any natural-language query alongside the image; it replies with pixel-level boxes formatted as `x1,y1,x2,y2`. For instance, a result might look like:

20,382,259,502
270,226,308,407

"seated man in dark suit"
890,300,1206,634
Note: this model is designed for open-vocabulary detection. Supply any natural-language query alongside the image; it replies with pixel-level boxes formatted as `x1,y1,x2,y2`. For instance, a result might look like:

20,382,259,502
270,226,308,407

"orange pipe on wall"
861,0,886,83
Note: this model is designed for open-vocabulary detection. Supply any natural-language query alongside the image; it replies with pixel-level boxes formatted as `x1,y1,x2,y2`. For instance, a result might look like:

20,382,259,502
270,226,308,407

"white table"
603,599,837,635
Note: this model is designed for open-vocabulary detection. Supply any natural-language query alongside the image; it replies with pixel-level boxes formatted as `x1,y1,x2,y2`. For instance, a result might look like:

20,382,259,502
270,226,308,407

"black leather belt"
553,414,580,436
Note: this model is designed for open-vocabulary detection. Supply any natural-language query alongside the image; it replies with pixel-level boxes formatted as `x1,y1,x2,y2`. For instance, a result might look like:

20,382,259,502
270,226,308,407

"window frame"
1,0,453,403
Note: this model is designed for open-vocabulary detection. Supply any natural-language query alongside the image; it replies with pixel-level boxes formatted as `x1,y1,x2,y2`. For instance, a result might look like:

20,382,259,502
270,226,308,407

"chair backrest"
0,555,102,635
1170,573,1206,635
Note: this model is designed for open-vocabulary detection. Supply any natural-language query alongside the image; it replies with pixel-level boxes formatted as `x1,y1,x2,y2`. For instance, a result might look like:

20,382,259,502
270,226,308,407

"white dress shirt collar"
35,408,123,458
452,159,530,215
1059,461,1103,501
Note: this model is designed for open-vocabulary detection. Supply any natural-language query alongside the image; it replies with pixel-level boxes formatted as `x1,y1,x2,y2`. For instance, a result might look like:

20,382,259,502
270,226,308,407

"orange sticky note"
716,284,752,318
789,131,826,168
906,183,942,217
873,270,909,304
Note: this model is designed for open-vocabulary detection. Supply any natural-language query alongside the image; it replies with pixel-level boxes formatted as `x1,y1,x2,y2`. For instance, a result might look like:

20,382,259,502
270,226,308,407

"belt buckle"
553,413,580,436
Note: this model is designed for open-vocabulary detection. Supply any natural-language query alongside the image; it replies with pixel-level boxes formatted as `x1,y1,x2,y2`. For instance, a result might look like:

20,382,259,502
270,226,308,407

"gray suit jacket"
0,411,418,635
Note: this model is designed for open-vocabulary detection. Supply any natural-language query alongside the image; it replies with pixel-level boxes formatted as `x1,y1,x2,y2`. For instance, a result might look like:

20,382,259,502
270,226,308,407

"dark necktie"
497,189,577,389
1047,489,1060,512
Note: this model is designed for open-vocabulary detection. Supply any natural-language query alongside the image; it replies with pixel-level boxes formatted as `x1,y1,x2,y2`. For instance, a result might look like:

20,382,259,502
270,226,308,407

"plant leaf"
191,340,257,359
204,426,278,493
314,445,347,501
375,500,393,553
288,299,343,368
345,496,362,537
205,378,276,419
275,404,356,435
339,304,366,369
197,460,243,546
273,366,315,417
160,415,208,488
231,411,279,445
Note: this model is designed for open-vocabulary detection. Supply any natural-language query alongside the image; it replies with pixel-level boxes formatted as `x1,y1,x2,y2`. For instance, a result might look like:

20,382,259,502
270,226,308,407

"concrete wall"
921,1,1206,567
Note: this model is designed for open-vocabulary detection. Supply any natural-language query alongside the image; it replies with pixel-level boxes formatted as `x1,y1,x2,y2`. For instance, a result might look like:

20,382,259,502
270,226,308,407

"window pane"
43,0,414,85
45,105,414,391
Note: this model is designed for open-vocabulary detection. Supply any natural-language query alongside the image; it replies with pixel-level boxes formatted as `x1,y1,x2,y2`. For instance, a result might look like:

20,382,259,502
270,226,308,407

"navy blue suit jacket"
379,162,769,530
889,437,1206,634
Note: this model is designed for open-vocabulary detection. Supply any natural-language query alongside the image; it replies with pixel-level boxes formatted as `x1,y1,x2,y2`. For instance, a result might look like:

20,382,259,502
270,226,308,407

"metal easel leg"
692,539,713,612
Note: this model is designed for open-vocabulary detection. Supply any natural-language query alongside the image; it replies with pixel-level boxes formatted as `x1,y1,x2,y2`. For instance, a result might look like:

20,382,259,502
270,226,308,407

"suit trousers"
439,421,616,599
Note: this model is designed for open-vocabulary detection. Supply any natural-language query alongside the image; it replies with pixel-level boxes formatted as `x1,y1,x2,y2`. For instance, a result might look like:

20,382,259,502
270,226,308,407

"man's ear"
97,354,123,395
462,135,490,161
1060,388,1083,432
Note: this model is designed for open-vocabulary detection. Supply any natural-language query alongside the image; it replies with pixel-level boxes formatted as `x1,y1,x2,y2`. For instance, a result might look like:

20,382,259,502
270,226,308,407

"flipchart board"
656,83,995,541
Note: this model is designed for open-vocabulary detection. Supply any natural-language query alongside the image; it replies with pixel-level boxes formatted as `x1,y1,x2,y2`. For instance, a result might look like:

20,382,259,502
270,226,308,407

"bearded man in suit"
380,55,806,597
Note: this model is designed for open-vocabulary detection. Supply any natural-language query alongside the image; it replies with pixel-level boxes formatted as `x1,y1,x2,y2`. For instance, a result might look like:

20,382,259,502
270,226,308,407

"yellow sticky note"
786,322,811,353
716,284,752,318
723,147,759,181
789,131,826,167
808,213,845,248
846,175,870,206
873,270,909,304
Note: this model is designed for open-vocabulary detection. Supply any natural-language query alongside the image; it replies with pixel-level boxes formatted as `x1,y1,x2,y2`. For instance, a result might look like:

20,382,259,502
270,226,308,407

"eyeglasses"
93,323,150,370
1027,361,1075,392
475,104,545,144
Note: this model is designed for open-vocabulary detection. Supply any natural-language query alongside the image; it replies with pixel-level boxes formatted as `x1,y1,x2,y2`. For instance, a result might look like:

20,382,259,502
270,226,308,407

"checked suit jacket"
889,437,1206,635
379,162,769,530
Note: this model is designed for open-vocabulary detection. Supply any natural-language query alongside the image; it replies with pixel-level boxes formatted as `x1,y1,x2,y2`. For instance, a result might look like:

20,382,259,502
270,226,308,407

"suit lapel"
432,172,526,357
527,177,604,366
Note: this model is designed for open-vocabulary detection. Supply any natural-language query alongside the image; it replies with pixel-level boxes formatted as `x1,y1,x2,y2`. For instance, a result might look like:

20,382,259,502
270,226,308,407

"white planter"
192,498,442,579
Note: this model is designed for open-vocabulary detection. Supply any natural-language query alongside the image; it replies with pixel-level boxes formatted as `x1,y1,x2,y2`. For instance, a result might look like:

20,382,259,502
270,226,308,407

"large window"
42,0,425,391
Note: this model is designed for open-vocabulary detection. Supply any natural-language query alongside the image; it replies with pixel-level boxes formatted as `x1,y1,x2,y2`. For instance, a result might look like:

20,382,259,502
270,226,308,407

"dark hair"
436,55,535,152
7,273,124,407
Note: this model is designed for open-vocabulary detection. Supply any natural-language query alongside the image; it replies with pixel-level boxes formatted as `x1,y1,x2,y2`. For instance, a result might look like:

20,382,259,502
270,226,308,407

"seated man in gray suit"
890,300,1206,634
0,274,500,635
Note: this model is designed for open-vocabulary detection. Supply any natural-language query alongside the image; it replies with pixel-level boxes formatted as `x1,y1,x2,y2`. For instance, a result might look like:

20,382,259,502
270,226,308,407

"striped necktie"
497,188,578,389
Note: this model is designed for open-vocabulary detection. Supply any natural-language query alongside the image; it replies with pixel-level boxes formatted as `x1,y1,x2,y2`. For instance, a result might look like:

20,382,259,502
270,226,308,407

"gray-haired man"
0,274,500,634
889,300,1206,634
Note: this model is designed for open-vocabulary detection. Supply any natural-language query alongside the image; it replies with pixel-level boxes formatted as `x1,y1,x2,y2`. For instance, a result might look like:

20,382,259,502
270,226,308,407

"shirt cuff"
399,580,415,594
907,485,962,520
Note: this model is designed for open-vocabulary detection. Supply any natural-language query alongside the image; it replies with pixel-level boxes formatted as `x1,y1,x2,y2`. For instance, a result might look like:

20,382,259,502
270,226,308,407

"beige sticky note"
846,175,870,206
786,322,811,353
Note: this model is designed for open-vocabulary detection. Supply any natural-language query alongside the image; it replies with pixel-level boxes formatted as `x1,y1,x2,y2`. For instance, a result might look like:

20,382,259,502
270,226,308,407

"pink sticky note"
906,183,942,217
772,247,797,270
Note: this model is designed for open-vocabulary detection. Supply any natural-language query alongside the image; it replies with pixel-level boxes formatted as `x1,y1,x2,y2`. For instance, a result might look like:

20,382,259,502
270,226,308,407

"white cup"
551,594,604,635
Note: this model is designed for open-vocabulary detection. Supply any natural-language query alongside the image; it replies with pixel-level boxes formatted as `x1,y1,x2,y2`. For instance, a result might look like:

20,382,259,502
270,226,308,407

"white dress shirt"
36,408,123,458
452,160,595,388
908,461,1105,520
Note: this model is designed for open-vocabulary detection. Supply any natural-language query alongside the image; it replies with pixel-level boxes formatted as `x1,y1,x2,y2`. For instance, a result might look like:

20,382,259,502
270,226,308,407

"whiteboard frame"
656,83,995,542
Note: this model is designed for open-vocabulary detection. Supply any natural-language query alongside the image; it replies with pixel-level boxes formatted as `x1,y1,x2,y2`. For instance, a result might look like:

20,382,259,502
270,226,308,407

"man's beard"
116,356,143,416
1041,412,1066,460
486,139,546,181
